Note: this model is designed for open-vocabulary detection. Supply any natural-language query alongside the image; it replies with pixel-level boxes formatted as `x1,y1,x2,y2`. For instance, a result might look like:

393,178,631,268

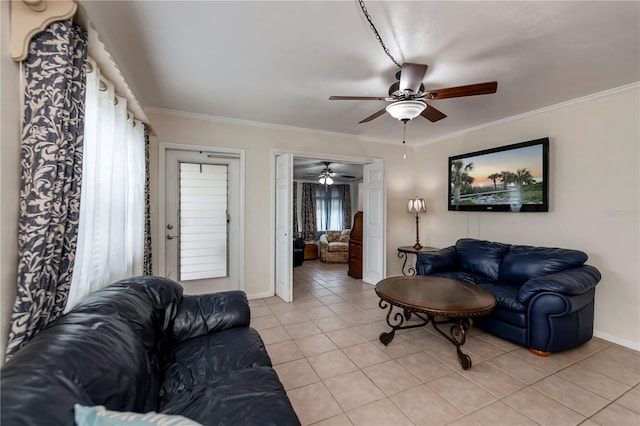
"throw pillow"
339,229,350,242
74,404,202,426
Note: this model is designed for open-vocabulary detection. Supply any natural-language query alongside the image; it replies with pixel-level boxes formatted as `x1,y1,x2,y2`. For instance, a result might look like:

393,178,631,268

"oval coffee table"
375,275,496,369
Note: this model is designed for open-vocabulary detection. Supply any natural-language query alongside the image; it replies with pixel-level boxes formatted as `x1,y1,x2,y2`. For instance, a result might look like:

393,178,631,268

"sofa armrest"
518,265,601,304
415,246,458,275
171,291,250,342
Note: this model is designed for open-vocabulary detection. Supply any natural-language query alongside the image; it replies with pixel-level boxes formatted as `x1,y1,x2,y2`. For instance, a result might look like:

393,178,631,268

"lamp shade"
386,100,426,121
407,197,427,213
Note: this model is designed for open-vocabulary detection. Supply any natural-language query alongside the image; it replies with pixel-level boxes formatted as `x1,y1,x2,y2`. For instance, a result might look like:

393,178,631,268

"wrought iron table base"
378,299,473,370
397,251,417,276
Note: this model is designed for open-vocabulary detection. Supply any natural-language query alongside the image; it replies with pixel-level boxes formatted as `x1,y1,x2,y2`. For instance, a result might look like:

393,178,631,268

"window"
316,184,347,231
65,59,145,312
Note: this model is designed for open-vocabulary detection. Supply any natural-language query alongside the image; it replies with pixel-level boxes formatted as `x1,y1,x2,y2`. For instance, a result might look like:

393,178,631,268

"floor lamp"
408,197,427,250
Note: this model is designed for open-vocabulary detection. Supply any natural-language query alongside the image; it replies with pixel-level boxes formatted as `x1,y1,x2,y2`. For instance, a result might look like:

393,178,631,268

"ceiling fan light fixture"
386,100,426,121
319,176,334,185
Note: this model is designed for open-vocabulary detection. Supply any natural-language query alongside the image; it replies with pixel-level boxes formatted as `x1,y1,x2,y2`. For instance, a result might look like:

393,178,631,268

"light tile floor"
251,261,640,426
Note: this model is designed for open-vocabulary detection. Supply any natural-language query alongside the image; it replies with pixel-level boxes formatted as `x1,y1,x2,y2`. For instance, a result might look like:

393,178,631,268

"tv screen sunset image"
450,143,546,211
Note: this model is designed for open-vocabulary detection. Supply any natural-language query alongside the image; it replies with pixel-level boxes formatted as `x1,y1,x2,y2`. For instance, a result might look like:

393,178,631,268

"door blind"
179,163,228,281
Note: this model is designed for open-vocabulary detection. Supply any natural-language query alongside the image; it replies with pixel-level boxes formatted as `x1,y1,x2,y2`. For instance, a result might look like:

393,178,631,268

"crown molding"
416,82,640,147
144,107,394,145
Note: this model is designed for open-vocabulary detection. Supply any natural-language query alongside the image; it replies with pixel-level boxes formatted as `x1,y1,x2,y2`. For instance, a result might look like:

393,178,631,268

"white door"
363,162,386,284
275,153,293,302
165,149,241,294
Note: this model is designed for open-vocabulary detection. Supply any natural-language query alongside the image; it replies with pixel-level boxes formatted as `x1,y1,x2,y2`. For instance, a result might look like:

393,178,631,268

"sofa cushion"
415,246,458,275
160,367,299,426
476,282,526,312
171,292,250,342
327,242,348,252
326,231,342,242
339,229,350,242
499,245,588,284
456,239,509,282
161,327,272,395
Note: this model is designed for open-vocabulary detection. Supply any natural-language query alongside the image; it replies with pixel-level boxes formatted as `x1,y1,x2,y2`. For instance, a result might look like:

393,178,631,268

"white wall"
147,111,417,297
415,85,640,350
0,0,22,364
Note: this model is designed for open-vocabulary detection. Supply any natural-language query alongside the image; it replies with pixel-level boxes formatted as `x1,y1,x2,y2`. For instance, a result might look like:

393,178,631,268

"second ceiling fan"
329,62,497,124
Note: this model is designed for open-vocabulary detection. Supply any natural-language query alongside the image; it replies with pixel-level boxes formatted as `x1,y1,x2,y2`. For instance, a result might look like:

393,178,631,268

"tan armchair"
318,229,350,263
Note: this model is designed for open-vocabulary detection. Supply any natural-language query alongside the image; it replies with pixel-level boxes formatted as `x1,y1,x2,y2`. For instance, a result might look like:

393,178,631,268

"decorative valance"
10,0,77,62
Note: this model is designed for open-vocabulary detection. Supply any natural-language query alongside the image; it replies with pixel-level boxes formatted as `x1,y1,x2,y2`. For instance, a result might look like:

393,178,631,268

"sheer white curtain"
65,59,145,312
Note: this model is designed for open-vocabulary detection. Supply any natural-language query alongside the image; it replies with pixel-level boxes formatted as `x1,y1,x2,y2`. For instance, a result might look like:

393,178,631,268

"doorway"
273,151,386,302
161,145,244,294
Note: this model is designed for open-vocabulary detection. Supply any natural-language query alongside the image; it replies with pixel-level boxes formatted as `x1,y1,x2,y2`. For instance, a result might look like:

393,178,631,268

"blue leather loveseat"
416,238,601,355
1,276,300,425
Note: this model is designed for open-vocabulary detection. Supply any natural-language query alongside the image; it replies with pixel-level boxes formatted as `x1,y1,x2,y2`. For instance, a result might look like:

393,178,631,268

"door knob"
166,234,179,240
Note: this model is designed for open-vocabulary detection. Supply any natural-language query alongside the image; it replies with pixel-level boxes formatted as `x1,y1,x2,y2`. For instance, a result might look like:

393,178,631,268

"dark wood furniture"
348,211,363,278
397,245,439,276
303,242,318,260
375,275,496,369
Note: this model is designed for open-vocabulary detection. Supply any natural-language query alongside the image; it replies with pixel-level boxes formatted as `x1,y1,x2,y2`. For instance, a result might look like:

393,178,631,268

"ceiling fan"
303,161,356,185
329,62,498,124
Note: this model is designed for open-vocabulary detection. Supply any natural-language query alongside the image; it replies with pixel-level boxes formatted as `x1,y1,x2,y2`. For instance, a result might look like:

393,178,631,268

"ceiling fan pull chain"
358,0,402,68
402,121,407,160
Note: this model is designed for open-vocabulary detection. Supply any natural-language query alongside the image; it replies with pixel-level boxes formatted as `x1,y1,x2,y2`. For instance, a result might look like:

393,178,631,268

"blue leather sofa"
1,277,300,426
416,238,601,355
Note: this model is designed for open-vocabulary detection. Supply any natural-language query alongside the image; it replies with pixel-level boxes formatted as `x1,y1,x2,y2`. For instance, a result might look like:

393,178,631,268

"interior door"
165,148,240,294
362,161,386,284
275,153,293,302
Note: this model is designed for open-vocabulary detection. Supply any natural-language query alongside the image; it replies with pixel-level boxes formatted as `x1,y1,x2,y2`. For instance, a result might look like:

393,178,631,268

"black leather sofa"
416,238,601,355
1,276,300,426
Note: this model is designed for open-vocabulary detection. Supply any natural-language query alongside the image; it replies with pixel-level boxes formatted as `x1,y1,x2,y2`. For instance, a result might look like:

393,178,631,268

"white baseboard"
594,331,640,352
246,291,274,300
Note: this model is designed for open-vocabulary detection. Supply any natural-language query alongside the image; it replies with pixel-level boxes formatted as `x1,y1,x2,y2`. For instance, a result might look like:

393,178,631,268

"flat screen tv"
448,137,549,212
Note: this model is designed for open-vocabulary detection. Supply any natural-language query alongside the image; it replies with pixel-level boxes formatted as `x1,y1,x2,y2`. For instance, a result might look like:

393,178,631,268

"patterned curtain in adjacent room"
339,184,352,229
143,125,153,275
293,182,299,237
6,20,88,360
301,183,317,241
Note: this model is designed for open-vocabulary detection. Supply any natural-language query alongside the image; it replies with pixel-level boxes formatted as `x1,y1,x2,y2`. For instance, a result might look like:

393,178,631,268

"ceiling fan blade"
338,174,356,179
420,104,447,122
329,95,387,101
423,81,498,100
399,63,428,94
359,107,387,123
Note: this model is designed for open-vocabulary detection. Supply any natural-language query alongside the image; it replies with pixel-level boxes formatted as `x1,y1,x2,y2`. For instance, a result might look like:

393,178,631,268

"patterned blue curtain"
6,20,88,360
340,184,352,229
293,182,299,236
143,125,152,275
301,183,317,241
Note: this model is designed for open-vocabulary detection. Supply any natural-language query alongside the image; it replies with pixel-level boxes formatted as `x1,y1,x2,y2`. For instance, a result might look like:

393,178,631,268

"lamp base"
413,242,422,250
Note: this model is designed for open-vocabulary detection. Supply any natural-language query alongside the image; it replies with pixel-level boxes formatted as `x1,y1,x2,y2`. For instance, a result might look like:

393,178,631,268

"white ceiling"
79,1,639,146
